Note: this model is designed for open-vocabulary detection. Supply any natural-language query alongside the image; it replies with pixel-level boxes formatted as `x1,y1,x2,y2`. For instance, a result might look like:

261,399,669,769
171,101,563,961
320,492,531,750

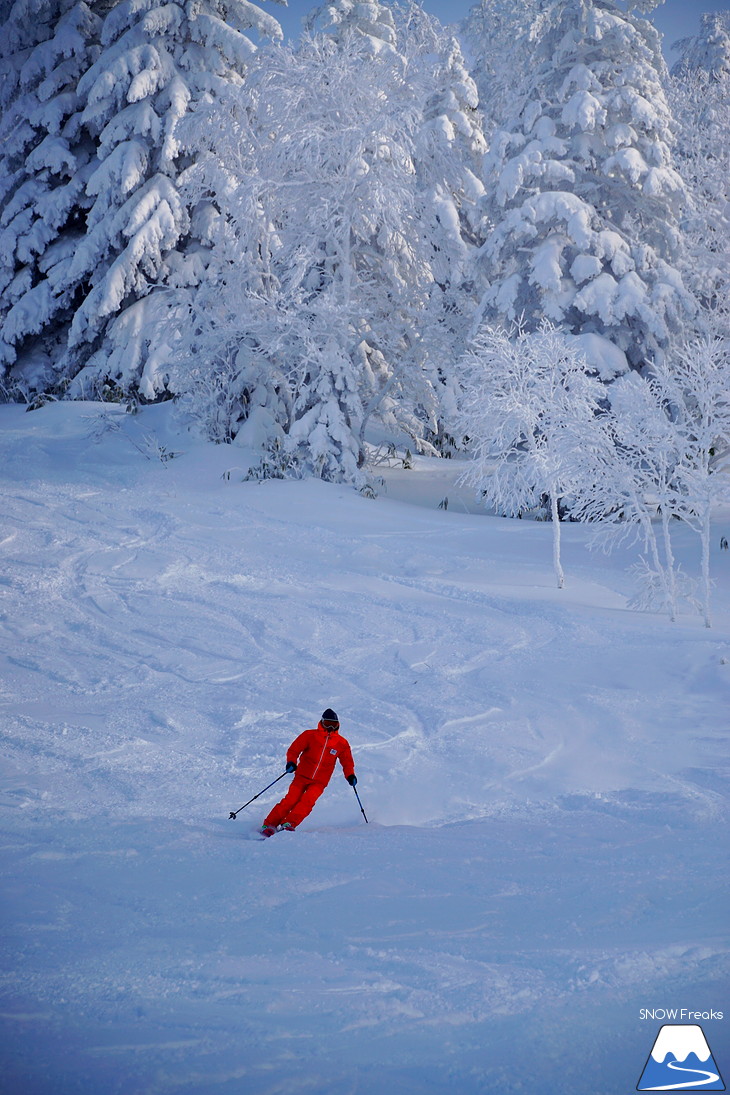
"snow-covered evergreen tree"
396,3,487,435
0,0,282,399
399,3,486,260
461,0,544,135
175,27,442,479
0,0,103,394
672,11,730,80
476,0,695,376
172,6,489,477
305,0,397,53
64,0,283,400
670,12,730,309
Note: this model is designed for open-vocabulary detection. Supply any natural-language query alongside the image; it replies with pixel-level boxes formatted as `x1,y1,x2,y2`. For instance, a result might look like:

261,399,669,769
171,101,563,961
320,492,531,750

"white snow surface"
1,402,728,1094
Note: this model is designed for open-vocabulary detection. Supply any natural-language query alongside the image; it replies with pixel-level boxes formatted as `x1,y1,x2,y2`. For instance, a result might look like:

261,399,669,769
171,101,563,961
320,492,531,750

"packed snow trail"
0,403,728,1094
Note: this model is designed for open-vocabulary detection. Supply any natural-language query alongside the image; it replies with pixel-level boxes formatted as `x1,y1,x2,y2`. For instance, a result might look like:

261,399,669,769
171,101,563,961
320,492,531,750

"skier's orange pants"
263,775,326,830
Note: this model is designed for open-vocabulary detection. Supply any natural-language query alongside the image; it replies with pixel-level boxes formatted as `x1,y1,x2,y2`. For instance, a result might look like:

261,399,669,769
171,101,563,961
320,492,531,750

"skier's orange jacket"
287,722,355,786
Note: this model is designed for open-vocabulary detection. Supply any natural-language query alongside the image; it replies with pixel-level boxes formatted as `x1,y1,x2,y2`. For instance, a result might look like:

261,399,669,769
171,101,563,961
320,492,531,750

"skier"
260,709,357,836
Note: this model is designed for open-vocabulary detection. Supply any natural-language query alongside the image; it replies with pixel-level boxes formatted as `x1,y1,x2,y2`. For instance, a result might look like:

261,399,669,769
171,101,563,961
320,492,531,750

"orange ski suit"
263,723,355,830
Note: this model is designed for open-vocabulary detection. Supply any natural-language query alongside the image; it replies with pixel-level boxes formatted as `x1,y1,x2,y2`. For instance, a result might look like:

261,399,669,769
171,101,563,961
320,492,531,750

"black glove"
286,761,297,774
347,774,357,786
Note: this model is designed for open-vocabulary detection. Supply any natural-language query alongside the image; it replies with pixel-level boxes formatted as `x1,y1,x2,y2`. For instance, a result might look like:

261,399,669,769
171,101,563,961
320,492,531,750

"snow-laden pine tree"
0,0,103,394
174,24,444,480
0,0,282,400
63,0,283,400
476,0,696,377
670,12,730,309
398,3,487,437
673,11,730,80
305,0,397,53
174,24,429,475
461,0,544,136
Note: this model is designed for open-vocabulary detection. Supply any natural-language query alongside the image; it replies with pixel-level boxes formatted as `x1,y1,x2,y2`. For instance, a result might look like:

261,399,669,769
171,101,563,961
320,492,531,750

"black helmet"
322,708,339,727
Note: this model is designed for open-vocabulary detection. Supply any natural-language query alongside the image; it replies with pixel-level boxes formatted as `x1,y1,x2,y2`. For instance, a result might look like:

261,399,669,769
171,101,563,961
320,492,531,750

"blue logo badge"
637,1025,725,1090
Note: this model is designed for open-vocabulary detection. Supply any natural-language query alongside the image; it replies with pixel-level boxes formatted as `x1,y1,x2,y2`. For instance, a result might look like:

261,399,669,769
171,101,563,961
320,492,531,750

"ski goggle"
322,719,339,731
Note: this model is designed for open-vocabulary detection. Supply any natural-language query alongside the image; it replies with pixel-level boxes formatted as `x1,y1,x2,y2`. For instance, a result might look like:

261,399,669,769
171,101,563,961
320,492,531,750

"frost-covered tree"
476,0,695,376
396,2,487,437
63,0,283,400
0,0,283,399
654,330,730,627
0,0,103,393
673,11,730,80
456,322,605,588
411,35,485,253
568,325,730,626
461,0,544,135
305,0,397,53
670,13,730,308
174,28,439,478
567,370,688,621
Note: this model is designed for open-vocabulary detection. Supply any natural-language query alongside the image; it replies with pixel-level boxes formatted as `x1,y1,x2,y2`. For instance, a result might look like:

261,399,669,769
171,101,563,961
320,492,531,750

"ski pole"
228,771,288,819
352,784,369,824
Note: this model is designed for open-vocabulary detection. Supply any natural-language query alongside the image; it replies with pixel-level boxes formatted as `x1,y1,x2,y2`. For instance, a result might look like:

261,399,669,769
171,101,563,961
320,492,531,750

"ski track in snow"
0,403,728,1094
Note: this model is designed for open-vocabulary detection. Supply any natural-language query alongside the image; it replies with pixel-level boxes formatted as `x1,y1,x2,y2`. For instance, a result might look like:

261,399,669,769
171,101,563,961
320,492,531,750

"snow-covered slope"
1,403,728,1094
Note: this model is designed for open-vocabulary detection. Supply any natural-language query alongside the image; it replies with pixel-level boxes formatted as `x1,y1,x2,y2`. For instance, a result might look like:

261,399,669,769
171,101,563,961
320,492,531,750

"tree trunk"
633,486,671,620
660,507,677,623
551,487,564,589
701,502,712,628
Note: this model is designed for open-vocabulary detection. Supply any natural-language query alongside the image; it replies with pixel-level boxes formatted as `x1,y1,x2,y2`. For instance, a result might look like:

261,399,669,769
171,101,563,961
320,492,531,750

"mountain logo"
637,1025,725,1091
